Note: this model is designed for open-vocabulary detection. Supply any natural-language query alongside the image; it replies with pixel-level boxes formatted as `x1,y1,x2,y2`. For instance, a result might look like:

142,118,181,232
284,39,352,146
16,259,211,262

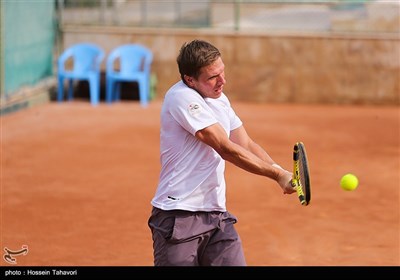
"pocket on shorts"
148,208,176,241
170,212,219,243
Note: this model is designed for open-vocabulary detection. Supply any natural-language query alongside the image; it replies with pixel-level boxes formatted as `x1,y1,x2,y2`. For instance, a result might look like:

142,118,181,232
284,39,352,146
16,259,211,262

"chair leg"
89,76,99,106
116,82,121,101
138,79,148,107
58,76,64,102
106,77,114,103
68,79,74,101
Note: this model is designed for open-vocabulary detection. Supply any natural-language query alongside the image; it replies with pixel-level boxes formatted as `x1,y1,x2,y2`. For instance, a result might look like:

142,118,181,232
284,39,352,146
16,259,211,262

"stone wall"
61,26,399,105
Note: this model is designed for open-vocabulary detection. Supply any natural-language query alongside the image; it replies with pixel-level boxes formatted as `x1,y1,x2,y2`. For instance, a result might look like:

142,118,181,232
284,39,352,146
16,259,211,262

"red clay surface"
1,99,399,266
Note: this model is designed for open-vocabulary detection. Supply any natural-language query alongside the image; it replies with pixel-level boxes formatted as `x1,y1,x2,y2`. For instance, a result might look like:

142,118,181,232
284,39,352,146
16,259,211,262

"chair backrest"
59,43,105,74
107,44,153,75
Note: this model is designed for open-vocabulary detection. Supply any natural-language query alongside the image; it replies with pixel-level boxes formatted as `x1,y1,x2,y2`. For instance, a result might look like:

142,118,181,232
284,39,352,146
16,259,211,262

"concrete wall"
61,26,399,105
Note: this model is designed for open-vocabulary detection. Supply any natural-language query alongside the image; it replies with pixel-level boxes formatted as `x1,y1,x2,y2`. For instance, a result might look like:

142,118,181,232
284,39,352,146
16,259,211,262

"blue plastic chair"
106,44,153,107
57,43,105,106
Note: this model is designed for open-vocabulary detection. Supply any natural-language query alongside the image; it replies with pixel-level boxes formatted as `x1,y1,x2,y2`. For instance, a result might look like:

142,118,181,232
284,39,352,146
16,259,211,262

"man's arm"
229,125,276,165
195,123,295,194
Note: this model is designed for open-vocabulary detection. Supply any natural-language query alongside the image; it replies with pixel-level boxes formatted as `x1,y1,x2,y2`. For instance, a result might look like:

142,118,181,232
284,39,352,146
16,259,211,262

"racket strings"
298,145,311,203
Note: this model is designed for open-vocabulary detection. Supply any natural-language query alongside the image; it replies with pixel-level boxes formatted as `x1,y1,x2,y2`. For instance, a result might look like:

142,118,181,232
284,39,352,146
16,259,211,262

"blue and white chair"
106,44,153,107
57,43,105,106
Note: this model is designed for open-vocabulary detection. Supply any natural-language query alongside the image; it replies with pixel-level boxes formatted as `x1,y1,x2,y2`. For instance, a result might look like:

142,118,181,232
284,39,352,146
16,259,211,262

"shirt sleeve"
220,93,242,131
229,105,243,131
169,89,218,136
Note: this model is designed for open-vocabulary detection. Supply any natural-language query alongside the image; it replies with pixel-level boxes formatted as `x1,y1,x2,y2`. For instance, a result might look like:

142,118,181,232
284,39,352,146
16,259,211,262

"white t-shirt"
151,81,243,212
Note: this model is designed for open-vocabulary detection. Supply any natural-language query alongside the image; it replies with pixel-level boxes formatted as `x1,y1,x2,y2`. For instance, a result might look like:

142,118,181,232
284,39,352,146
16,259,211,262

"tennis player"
148,39,295,266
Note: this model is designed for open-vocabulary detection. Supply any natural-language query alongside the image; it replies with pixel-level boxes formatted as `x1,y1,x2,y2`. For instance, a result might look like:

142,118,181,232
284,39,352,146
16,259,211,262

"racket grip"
299,195,306,205
293,180,307,205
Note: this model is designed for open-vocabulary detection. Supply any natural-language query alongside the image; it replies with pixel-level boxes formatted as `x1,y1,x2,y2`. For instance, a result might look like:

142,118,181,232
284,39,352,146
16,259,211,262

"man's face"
185,57,226,99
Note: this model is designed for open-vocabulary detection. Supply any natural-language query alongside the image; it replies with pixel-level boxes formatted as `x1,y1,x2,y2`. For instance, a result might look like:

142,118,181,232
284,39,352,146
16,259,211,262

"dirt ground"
1,99,399,267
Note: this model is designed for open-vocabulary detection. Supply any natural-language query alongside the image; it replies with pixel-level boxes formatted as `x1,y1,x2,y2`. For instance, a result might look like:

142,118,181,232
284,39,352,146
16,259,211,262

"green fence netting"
2,0,55,98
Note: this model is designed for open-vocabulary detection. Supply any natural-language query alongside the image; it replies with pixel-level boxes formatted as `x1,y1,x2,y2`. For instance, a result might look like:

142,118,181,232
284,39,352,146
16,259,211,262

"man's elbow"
217,146,236,162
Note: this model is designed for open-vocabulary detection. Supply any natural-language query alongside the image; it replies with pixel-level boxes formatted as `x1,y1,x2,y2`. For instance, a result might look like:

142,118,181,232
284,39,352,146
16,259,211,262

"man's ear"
184,75,194,87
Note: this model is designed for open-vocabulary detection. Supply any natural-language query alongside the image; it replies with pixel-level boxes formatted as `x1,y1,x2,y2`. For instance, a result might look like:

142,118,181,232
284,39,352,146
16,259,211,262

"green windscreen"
3,0,55,96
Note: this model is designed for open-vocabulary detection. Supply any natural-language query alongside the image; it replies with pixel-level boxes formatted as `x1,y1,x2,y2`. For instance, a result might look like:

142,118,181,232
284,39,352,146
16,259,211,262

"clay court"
1,99,399,266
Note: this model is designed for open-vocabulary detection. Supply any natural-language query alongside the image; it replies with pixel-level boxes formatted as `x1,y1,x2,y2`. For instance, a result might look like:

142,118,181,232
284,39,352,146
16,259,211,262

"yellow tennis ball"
340,173,359,191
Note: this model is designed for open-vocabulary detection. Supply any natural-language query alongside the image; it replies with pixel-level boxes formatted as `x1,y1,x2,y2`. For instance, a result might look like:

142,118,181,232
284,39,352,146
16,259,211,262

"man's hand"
276,169,296,194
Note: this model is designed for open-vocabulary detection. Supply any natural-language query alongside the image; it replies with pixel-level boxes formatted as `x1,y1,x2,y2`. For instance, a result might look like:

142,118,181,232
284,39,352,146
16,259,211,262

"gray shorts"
148,207,246,266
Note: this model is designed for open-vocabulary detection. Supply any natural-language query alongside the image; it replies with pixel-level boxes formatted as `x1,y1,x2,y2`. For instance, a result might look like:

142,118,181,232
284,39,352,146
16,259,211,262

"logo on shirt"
188,102,202,116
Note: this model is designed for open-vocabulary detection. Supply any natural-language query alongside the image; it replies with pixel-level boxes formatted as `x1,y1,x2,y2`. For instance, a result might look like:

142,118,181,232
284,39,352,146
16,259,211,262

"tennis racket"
292,142,311,206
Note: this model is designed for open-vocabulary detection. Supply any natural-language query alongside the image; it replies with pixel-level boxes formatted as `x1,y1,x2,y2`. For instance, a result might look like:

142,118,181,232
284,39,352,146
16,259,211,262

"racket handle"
293,179,307,205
